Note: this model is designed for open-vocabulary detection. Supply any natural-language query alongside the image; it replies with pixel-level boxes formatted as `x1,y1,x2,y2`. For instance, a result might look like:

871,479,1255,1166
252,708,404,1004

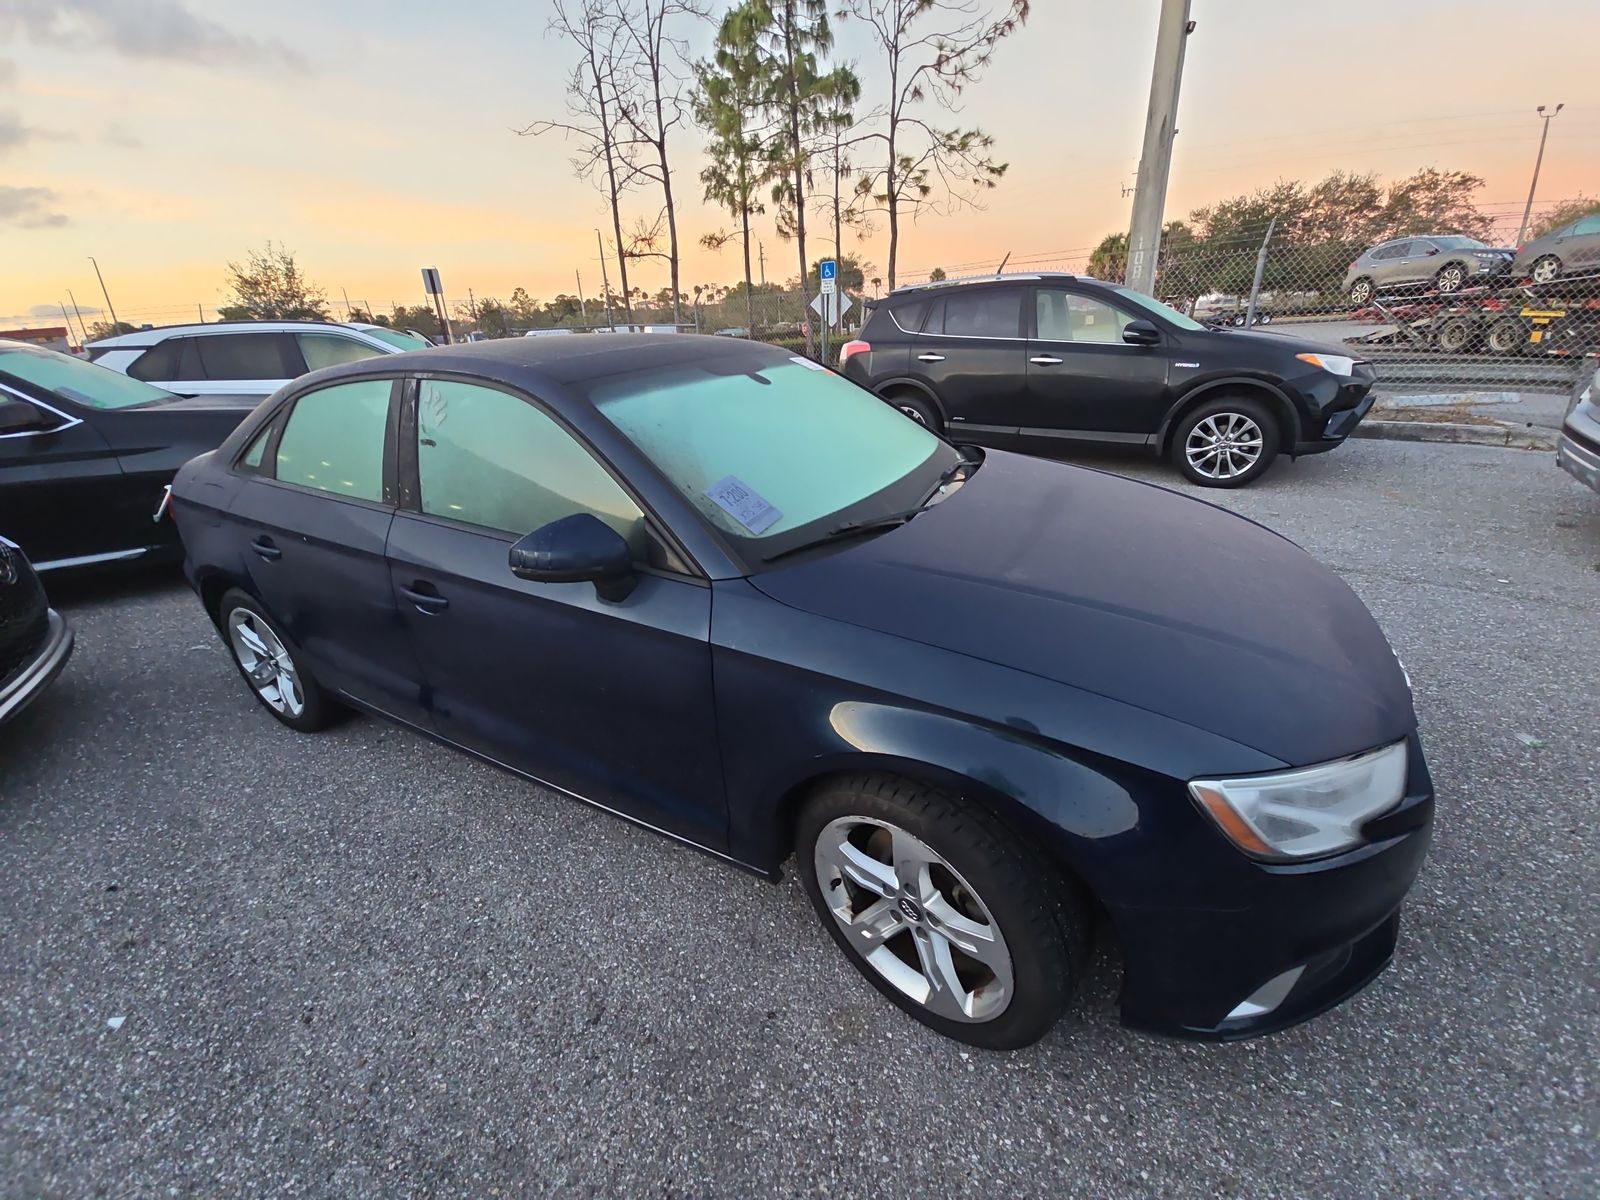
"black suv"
840,274,1377,487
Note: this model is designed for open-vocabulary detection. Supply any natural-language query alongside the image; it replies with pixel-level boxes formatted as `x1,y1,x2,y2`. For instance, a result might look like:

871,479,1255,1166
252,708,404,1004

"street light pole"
1124,0,1195,296
65,289,89,342
1515,103,1563,247
87,256,120,328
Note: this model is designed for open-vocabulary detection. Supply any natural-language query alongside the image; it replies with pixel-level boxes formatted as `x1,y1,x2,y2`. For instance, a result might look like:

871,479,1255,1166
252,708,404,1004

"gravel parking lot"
3,439,1596,1198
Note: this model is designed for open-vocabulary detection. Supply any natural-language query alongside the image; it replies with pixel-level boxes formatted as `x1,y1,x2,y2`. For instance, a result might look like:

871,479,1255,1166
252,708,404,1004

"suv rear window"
862,299,927,339
127,340,180,381
940,289,1022,338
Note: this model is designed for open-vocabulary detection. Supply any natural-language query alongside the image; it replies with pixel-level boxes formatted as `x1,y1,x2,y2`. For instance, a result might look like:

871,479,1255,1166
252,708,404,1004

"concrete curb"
1353,419,1558,451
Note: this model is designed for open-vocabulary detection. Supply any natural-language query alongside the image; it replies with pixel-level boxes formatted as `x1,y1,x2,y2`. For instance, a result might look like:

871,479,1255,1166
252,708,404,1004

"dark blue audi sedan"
170,334,1433,1049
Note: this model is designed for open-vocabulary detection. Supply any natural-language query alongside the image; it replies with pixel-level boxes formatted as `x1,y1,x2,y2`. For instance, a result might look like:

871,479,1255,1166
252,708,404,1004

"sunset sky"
2,0,1597,331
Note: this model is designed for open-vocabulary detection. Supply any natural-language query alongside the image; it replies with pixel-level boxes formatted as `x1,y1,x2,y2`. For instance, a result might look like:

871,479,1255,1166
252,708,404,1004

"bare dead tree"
841,0,1029,289
610,0,709,327
517,0,638,324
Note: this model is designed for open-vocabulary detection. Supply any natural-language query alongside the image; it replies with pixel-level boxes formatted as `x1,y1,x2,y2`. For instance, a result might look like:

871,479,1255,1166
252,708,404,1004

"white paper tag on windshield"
790,356,826,371
705,475,782,534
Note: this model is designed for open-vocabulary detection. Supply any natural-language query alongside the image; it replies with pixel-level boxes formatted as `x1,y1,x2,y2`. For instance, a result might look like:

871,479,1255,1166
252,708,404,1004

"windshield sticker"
789,356,827,371
705,475,782,534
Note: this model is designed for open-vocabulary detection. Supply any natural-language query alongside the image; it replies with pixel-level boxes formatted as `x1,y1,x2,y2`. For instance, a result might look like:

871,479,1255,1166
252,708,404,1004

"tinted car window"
126,340,180,381
1371,242,1411,261
889,299,928,334
298,333,386,371
237,423,272,472
940,289,1021,338
274,378,392,502
1036,290,1133,343
196,333,296,380
1571,215,1600,235
416,378,645,552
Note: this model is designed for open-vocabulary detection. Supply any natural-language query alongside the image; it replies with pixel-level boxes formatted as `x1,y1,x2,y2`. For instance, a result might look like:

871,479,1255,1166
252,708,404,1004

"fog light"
1225,965,1305,1021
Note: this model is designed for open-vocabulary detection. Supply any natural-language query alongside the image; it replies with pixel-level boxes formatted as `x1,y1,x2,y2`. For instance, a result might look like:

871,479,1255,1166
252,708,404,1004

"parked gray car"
1557,353,1600,496
1512,214,1600,285
1344,235,1513,305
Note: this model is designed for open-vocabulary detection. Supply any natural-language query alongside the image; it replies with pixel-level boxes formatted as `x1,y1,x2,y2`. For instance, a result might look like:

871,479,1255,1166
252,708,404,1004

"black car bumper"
1294,372,1377,455
1110,735,1434,1041
0,609,74,725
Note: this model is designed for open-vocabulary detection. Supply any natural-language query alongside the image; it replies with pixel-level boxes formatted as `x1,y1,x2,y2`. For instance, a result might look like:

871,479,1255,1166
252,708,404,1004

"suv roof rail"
888,271,1075,296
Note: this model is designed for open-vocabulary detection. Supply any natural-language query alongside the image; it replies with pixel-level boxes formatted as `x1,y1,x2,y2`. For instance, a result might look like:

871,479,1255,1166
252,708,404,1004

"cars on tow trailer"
0,339,256,571
1343,235,1514,304
838,273,1377,488
171,334,1433,1049
1510,213,1600,285
0,536,73,725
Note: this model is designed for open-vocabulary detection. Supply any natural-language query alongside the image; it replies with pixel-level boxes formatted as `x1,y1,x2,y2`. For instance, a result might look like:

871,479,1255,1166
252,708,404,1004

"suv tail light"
1349,259,1358,271
839,339,870,365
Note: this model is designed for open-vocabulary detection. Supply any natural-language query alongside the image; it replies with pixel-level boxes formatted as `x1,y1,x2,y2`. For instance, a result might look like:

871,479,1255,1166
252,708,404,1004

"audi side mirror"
1122,319,1161,347
0,398,55,435
509,512,637,602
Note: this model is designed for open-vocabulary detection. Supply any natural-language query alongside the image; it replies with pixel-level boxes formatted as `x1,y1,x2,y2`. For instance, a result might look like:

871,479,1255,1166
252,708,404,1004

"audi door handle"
399,583,449,614
916,353,946,362
250,538,282,561
1030,355,1064,365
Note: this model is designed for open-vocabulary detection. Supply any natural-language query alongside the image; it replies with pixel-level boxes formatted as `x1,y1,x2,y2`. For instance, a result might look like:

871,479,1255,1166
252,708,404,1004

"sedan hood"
751,452,1415,766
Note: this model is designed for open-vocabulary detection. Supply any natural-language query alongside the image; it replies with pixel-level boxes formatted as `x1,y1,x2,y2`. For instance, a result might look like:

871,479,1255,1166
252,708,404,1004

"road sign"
421,267,443,296
808,292,853,326
820,259,837,295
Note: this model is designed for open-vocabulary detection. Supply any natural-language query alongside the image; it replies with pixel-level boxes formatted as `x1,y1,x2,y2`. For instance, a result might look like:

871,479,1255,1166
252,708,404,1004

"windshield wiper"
761,452,981,565
762,505,933,564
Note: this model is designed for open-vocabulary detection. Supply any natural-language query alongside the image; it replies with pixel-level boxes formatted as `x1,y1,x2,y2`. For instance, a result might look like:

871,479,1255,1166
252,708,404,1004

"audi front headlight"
1189,740,1408,861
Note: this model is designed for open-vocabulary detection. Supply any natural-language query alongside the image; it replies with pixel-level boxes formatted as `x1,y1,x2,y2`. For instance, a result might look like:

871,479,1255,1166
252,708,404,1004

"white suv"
86,321,431,401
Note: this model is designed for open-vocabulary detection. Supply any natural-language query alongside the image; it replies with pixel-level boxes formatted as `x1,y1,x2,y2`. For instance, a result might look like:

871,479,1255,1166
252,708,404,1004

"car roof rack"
888,270,1077,296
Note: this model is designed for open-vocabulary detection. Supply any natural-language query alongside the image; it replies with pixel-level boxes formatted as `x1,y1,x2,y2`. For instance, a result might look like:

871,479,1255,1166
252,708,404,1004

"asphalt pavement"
2,439,1596,1198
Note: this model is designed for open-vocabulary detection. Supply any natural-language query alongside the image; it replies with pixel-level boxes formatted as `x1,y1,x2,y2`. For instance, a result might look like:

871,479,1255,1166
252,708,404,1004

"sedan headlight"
1295,352,1355,377
1189,741,1408,861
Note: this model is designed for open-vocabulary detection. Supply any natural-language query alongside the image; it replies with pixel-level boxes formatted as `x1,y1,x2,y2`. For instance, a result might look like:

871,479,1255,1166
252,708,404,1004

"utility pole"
59,302,78,348
576,269,588,326
758,241,767,286
342,287,354,319
1124,0,1194,296
596,229,615,330
65,289,88,342
88,256,120,328
1515,103,1564,247
1244,217,1277,328
197,303,205,323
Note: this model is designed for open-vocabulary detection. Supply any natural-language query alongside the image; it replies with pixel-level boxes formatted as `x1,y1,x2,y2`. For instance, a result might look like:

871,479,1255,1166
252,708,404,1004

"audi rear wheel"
219,588,335,732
